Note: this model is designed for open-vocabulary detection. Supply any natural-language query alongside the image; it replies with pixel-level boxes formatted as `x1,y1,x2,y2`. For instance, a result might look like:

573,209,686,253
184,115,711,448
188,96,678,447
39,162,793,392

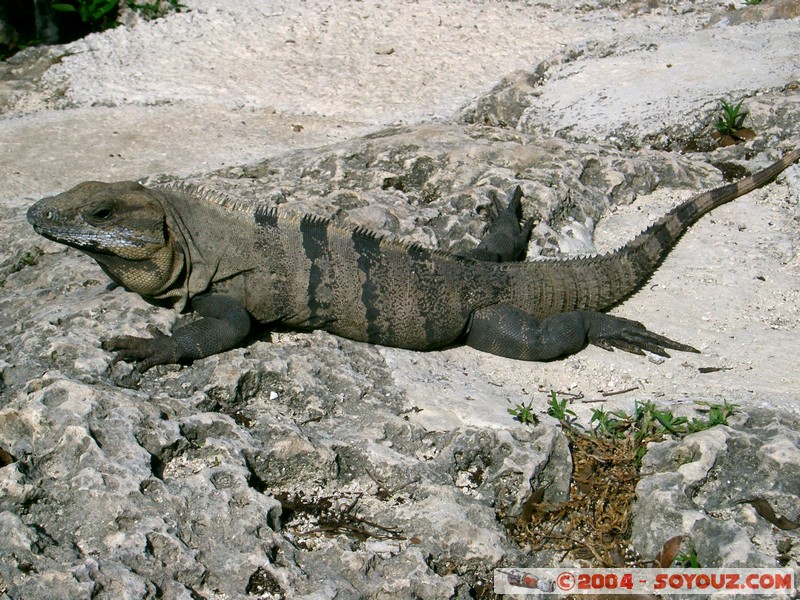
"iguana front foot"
103,294,252,372
103,325,182,372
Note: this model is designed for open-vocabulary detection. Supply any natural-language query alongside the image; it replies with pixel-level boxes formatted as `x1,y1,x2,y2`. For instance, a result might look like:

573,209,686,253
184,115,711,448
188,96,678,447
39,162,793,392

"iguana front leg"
465,304,699,361
103,294,251,371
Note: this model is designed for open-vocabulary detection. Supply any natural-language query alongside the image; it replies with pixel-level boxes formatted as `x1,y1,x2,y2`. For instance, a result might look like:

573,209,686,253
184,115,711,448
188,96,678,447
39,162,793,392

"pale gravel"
1,0,712,196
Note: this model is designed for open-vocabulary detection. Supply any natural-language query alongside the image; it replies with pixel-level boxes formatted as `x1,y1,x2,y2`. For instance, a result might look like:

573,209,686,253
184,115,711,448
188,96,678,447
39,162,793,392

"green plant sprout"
52,0,119,26
546,390,578,426
590,406,629,438
714,100,749,138
127,0,186,20
674,546,702,568
515,391,736,447
507,400,539,426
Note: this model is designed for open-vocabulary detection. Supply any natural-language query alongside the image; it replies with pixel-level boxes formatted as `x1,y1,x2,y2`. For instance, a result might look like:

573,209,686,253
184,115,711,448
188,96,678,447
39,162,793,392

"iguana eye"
87,205,114,223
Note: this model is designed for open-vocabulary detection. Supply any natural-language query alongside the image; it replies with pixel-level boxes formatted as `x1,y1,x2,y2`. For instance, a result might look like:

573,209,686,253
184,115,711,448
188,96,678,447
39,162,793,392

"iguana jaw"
27,181,186,298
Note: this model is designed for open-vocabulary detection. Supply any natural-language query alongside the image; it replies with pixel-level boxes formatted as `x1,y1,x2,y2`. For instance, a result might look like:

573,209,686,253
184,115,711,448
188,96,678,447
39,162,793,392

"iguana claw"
585,313,699,357
103,325,181,372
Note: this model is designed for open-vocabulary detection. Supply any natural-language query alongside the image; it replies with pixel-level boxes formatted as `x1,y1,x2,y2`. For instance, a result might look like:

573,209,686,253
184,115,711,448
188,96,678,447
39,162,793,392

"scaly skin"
27,148,800,371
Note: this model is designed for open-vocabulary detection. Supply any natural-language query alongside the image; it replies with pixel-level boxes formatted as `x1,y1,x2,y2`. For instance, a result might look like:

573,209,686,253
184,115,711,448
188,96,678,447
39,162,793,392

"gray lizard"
27,148,800,371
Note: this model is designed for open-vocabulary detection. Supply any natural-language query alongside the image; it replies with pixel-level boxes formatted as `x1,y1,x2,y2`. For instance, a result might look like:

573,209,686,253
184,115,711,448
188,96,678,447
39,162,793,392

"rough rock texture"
0,323,576,597
634,409,800,568
2,0,800,598
172,124,727,256
461,28,800,152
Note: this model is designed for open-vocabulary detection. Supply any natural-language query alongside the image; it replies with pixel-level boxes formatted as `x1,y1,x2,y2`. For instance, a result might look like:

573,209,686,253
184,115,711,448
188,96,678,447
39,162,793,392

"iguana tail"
517,148,800,318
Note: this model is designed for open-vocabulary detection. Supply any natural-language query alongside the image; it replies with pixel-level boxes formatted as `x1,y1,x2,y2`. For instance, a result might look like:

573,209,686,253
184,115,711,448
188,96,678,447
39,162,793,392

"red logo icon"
557,572,576,591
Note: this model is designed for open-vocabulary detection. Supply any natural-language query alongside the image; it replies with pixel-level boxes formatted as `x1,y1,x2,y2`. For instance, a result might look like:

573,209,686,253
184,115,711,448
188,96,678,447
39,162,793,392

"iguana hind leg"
465,304,699,361
462,186,534,263
103,294,251,371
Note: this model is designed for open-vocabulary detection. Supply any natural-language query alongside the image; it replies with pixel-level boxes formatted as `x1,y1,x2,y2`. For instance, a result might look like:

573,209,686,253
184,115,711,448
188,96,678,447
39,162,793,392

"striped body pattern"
248,205,492,349
187,147,799,347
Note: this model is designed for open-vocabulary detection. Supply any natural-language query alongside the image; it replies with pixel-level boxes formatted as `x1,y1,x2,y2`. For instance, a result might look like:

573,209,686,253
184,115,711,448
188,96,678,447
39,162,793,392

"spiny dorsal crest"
156,181,254,213
155,181,479,263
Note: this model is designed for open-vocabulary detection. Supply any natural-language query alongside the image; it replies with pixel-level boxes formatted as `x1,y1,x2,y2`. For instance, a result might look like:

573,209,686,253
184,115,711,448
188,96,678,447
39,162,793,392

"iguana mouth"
27,207,103,251
28,215,118,253
27,201,163,254
27,203,84,246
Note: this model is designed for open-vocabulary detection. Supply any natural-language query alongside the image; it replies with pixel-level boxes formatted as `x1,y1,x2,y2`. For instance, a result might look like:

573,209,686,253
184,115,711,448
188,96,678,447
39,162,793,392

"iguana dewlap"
27,149,800,372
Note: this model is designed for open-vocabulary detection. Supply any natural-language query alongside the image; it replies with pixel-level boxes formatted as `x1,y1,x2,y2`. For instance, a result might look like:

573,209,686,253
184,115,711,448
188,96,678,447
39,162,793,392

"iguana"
27,149,800,372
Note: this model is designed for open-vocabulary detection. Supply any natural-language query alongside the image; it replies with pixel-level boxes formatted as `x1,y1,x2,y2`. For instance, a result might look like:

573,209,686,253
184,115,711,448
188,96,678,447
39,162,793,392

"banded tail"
523,148,800,317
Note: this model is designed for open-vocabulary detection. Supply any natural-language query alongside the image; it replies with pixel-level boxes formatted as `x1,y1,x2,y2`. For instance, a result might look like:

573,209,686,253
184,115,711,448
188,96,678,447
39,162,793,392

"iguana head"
28,181,186,298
